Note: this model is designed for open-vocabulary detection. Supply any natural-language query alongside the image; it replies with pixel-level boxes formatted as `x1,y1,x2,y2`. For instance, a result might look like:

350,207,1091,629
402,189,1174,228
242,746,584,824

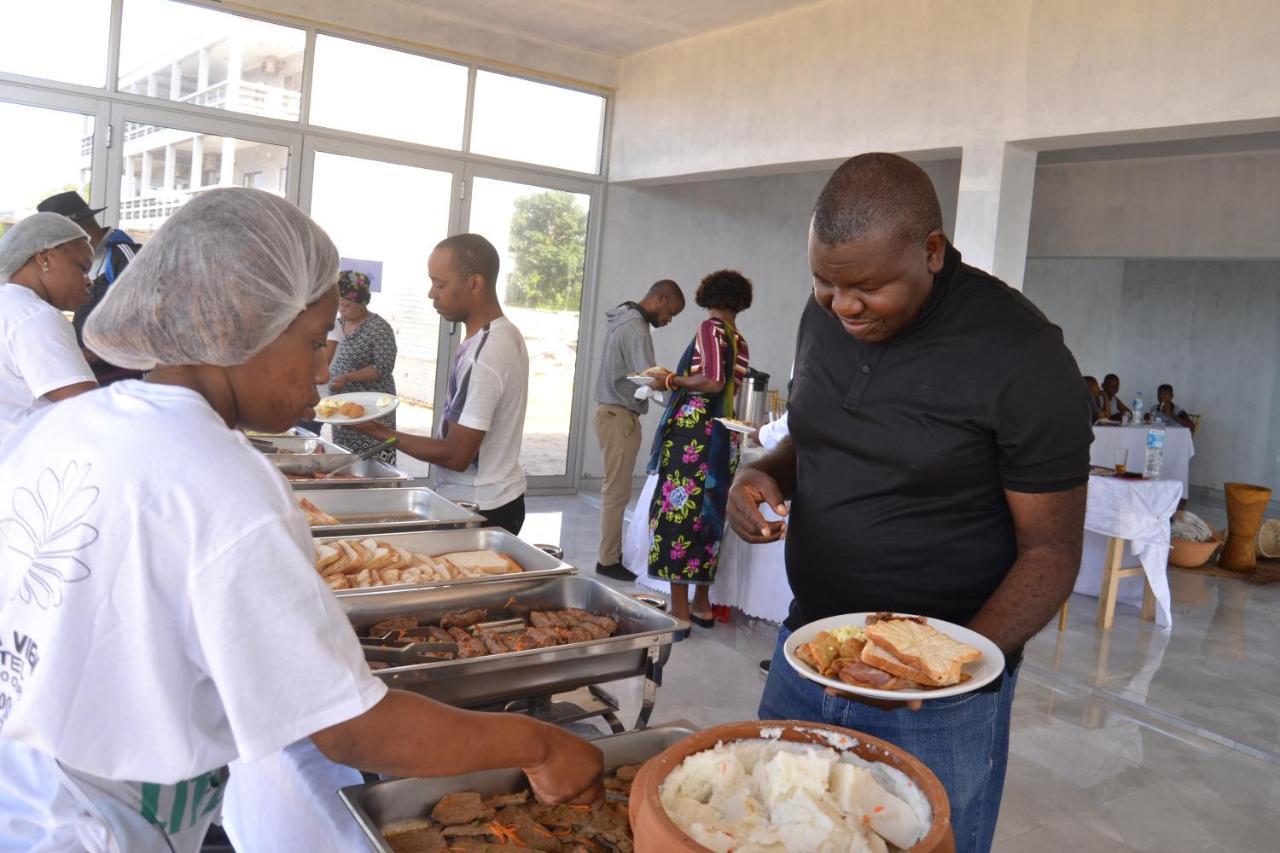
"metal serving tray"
338,574,689,707
339,725,694,853
253,435,348,455
287,457,409,489
302,487,485,535
323,528,573,596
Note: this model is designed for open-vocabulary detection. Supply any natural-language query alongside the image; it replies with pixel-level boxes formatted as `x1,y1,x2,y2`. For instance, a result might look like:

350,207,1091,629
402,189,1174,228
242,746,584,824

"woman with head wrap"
0,212,97,446
328,269,398,462
0,189,602,852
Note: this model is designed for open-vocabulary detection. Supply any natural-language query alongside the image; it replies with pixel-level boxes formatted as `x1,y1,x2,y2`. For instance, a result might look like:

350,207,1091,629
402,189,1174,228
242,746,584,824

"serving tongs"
359,629,459,665
273,438,398,476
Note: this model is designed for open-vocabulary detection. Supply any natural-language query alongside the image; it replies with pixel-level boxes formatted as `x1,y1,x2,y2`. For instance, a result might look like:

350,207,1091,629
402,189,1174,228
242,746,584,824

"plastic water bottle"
1145,428,1166,478
1131,391,1144,424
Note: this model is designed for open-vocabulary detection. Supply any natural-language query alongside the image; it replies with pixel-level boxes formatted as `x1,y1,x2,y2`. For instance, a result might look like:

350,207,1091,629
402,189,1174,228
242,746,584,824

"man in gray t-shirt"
592,279,684,578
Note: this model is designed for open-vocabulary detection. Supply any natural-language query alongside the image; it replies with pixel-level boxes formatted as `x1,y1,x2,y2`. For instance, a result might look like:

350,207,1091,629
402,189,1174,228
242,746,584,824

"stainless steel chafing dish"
322,528,574,595
339,574,688,717
287,457,409,489
339,725,694,853
302,487,485,535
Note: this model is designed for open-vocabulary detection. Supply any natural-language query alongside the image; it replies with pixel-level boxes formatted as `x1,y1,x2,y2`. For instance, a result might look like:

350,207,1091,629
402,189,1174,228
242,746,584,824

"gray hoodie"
594,303,656,414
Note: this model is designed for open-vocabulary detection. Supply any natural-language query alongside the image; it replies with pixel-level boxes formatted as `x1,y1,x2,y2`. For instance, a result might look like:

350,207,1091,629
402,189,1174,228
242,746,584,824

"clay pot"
629,720,954,853
1221,483,1273,571
1168,536,1222,568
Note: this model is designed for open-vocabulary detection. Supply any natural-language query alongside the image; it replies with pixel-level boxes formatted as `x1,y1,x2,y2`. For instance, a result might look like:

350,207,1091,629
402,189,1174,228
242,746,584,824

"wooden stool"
1097,536,1156,629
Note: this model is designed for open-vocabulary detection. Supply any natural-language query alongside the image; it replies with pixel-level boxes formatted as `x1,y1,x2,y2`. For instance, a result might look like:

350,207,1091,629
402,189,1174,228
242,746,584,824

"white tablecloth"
623,473,793,624
1091,424,1194,495
1072,474,1183,627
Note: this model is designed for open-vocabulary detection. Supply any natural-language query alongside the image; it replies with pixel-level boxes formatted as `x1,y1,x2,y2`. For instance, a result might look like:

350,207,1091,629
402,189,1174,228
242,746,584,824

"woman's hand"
351,420,392,440
646,367,674,389
329,374,349,393
523,724,604,806
727,468,788,542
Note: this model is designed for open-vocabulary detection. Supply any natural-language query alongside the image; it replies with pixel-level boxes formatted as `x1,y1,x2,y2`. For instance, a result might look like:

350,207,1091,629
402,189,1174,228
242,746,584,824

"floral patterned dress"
647,318,748,585
330,312,398,463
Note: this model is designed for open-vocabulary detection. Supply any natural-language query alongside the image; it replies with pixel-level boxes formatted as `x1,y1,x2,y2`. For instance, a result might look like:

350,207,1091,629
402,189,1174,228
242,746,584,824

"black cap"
36,191,107,222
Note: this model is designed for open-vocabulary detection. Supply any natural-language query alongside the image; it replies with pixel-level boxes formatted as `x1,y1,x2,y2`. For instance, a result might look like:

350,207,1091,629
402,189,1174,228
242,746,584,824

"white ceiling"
404,0,827,57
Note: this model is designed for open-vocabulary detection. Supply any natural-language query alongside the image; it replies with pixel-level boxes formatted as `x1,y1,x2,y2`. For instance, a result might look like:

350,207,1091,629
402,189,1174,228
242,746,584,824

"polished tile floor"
524,490,1280,852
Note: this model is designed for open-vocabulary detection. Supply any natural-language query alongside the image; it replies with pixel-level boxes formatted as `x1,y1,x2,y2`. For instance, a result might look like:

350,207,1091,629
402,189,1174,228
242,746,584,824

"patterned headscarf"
338,270,371,305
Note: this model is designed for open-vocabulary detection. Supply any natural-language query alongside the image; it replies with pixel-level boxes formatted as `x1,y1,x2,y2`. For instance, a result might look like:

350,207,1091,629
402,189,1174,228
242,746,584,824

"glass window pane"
119,0,305,122
118,123,289,242
0,103,94,230
309,152,455,476
0,1,110,87
310,36,467,149
470,71,605,173
468,177,591,476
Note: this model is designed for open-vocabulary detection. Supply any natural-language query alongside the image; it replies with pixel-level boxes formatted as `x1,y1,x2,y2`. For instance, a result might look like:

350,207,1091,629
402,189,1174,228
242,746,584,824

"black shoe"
690,614,716,629
758,659,771,677
595,562,634,581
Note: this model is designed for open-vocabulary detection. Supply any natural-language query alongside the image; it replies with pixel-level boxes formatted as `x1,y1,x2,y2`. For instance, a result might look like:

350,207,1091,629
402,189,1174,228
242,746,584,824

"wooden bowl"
1169,536,1222,568
628,720,955,852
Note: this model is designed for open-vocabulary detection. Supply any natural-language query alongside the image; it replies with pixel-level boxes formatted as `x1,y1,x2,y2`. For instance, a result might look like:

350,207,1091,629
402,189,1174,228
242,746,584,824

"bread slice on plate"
440,549,513,577
864,617,981,687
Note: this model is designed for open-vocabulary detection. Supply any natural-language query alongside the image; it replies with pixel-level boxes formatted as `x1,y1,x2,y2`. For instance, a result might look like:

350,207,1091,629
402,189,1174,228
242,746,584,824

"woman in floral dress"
646,270,752,625
329,270,399,463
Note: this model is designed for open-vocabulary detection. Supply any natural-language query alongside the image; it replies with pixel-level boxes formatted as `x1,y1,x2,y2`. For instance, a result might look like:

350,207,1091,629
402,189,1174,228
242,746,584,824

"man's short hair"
1083,375,1097,385
1103,373,1120,384
1158,383,1173,395
812,153,944,248
646,279,684,304
435,233,499,290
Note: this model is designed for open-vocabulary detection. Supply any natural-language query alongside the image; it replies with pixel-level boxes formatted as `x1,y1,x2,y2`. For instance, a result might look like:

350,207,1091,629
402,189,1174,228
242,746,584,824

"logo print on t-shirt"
1,462,98,609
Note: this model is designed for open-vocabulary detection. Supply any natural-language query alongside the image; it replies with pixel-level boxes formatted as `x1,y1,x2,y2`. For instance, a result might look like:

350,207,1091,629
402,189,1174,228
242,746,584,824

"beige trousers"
593,403,643,566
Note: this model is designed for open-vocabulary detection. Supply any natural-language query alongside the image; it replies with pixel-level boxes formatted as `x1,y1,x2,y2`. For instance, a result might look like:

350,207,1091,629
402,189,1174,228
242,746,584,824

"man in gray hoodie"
593,279,685,579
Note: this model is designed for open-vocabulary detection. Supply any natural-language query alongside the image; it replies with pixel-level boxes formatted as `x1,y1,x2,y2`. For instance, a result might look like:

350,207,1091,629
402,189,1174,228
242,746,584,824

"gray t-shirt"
594,304,655,414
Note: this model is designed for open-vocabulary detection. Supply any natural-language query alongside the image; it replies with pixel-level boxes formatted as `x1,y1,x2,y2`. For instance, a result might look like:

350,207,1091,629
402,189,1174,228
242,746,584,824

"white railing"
181,79,301,118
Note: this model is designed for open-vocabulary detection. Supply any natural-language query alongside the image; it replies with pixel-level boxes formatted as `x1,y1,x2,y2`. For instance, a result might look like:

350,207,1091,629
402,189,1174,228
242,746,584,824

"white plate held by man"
312,392,399,426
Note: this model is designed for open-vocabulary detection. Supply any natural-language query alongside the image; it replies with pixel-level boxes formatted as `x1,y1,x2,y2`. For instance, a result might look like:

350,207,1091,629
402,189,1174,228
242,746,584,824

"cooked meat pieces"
479,631,510,656
562,609,618,634
483,791,530,809
440,608,488,630
529,610,569,629
527,803,594,832
382,822,447,853
493,805,563,851
430,792,495,826
613,765,639,783
441,824,497,838
369,616,419,637
444,841,524,852
579,802,632,852
555,627,594,644
513,627,559,651
425,626,455,643
445,626,487,659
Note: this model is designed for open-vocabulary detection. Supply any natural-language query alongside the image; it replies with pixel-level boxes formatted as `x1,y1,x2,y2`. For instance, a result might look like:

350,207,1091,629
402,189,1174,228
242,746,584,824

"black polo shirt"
784,243,1092,631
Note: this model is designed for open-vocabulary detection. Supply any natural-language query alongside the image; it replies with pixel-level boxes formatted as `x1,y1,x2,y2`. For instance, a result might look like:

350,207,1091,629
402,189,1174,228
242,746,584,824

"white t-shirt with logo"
0,381,386,850
432,316,529,510
0,283,95,448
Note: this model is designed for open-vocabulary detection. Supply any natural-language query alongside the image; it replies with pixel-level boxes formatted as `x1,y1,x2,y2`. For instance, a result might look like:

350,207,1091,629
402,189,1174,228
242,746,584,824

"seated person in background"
1100,373,1130,422
1154,383,1196,431
1083,375,1105,423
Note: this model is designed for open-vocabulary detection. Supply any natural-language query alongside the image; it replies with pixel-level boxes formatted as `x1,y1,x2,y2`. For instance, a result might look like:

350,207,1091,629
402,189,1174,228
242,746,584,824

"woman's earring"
41,260,50,273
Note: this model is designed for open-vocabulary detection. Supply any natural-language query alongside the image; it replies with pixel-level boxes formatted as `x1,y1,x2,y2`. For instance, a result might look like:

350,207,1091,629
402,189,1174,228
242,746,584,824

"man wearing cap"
37,191,143,384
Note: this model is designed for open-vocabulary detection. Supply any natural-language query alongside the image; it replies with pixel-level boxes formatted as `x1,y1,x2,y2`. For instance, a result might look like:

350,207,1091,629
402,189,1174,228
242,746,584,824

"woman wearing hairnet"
0,189,602,852
0,212,97,446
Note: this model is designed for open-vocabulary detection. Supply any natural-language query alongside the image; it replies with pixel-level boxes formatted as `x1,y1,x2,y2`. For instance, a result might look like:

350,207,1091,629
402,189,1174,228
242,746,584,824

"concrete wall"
610,0,1280,182
1023,259,1280,496
580,158,961,482
1029,150,1280,258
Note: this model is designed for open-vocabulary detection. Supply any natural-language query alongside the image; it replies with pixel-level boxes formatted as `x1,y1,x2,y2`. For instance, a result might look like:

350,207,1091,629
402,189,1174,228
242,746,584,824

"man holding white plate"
728,153,1092,853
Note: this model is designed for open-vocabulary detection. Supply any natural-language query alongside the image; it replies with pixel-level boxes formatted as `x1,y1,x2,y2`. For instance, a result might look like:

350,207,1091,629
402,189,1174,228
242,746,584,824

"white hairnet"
85,188,339,370
0,212,89,281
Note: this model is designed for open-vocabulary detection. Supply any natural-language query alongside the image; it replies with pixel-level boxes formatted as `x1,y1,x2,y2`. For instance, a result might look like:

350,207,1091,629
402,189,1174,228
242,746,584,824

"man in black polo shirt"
729,153,1091,853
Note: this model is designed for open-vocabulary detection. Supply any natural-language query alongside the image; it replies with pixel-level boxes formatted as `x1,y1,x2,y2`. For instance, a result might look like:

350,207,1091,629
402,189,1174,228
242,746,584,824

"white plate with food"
313,392,398,425
714,416,755,435
784,612,1004,701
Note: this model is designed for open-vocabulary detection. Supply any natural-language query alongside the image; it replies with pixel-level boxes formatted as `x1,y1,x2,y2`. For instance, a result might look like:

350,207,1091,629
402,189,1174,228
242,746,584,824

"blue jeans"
758,627,1018,853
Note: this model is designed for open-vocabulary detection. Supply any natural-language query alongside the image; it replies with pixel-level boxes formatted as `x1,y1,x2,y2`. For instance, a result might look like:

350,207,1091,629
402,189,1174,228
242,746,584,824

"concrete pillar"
225,37,243,109
220,136,237,186
146,73,158,98
169,62,182,99
140,150,154,194
197,48,209,91
190,136,204,189
951,140,1038,290
163,144,176,191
